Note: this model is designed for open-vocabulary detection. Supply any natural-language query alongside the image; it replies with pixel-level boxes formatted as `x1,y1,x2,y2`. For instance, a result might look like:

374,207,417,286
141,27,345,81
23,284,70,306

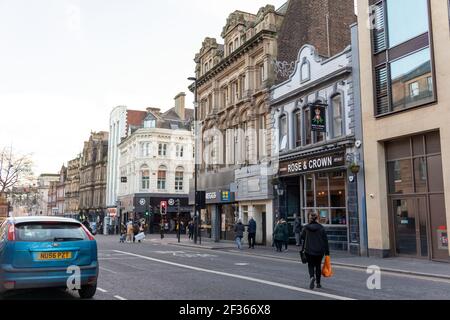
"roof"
277,1,289,14
8,216,81,224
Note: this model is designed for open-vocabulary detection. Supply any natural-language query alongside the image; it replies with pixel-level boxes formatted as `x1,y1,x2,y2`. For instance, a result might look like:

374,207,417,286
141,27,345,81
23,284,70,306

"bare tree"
0,147,34,194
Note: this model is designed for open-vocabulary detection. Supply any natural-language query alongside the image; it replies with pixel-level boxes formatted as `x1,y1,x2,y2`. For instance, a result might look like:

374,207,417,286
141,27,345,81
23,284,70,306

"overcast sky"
0,0,286,176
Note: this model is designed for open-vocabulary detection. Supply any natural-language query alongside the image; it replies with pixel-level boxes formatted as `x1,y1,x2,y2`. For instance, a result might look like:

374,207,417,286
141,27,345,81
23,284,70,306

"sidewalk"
139,234,450,281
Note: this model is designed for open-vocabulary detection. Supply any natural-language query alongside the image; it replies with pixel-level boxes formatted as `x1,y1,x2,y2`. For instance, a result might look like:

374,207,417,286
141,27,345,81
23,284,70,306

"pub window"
279,115,288,151
158,143,167,156
331,94,344,138
372,0,435,116
295,110,302,147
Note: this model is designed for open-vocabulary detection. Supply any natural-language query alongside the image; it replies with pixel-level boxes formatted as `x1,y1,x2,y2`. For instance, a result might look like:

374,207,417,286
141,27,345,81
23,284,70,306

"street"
3,235,450,301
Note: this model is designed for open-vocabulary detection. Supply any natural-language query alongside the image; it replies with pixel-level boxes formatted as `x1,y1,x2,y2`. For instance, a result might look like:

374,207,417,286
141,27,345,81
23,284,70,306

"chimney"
174,92,186,121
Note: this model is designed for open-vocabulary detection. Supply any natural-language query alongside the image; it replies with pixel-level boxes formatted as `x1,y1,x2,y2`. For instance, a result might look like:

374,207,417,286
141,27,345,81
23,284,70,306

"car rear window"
15,222,87,242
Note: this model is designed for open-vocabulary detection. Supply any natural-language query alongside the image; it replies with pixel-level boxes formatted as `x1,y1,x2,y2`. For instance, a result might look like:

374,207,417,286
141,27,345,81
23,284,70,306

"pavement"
153,233,450,281
2,234,450,301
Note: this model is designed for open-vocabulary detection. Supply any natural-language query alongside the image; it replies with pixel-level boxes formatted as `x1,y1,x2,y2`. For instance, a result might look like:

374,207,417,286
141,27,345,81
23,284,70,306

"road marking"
97,288,108,293
114,295,127,300
235,263,250,266
114,250,355,301
100,266,118,274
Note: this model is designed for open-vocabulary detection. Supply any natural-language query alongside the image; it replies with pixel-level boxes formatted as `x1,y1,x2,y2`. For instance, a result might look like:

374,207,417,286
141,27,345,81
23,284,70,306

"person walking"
281,219,289,252
273,219,285,252
188,221,194,240
126,220,134,243
247,217,257,249
294,214,302,246
234,219,245,250
132,221,139,243
300,212,330,290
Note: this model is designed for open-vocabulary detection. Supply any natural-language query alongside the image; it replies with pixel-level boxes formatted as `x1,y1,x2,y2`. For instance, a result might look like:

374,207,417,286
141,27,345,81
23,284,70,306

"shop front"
204,190,237,242
277,149,355,251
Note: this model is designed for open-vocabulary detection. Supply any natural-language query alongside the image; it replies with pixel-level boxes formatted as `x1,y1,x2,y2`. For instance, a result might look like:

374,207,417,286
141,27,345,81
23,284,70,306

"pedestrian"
138,224,145,243
82,219,93,234
133,221,139,243
188,221,194,240
126,220,134,243
247,217,257,249
234,219,245,250
180,221,186,235
160,221,165,239
272,219,285,252
300,212,330,290
281,219,289,252
294,214,302,246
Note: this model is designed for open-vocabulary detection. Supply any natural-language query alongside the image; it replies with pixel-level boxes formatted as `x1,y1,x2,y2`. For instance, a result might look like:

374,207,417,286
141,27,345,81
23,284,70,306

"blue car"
0,216,99,299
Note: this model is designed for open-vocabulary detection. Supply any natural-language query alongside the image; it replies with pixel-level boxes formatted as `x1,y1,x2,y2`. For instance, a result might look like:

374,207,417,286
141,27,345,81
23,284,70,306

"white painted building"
37,174,60,215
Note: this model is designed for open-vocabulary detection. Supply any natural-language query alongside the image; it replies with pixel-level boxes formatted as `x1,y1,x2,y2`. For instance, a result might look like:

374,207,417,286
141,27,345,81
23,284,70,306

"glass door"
392,197,428,258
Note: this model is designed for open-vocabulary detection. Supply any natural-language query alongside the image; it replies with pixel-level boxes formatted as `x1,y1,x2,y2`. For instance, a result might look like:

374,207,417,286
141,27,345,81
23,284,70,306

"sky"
0,0,286,176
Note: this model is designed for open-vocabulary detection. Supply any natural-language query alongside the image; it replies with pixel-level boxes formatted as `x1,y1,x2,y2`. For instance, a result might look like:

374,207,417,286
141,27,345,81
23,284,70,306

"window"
300,59,310,83
239,75,246,99
295,111,302,147
157,166,167,190
259,64,265,87
228,42,233,55
176,145,184,158
234,38,239,50
279,115,287,151
409,82,420,98
372,0,434,116
222,87,228,108
175,168,184,191
258,114,267,160
158,143,167,156
303,108,312,145
144,119,156,128
332,95,344,138
142,143,151,157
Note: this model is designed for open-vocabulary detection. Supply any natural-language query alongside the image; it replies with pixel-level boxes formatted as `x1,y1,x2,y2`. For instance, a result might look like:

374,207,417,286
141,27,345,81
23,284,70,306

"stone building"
64,155,81,217
190,4,286,244
118,93,194,233
79,132,109,224
36,173,59,215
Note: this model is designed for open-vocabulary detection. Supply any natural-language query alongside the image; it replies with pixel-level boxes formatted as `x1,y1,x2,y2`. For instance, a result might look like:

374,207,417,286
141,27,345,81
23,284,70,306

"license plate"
37,252,72,260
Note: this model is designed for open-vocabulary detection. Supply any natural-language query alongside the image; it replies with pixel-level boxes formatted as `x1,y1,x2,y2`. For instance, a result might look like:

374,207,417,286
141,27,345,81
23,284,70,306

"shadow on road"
0,288,84,300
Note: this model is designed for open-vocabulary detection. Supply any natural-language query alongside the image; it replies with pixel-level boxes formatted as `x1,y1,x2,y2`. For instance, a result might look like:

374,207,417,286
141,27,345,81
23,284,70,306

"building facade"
191,4,285,244
79,132,109,224
106,106,147,229
270,24,365,254
56,165,67,216
117,93,194,233
64,156,81,217
357,0,450,261
36,173,59,215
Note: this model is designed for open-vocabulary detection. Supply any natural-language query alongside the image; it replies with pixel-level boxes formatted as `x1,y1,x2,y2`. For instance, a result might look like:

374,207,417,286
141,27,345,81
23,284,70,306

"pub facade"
270,25,367,254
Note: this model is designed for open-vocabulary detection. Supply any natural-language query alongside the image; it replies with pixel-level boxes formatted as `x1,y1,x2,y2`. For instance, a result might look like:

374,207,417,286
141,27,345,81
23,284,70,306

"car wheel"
78,284,97,299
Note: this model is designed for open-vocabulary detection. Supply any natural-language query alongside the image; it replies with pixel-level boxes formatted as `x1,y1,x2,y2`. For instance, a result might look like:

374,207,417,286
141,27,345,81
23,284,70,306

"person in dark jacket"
234,219,245,250
300,212,330,290
280,219,289,252
273,219,286,252
247,217,257,249
188,221,194,240
294,214,302,246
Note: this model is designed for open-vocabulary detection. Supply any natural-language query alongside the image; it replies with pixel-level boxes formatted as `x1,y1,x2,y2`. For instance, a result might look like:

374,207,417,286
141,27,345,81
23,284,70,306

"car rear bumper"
0,262,98,292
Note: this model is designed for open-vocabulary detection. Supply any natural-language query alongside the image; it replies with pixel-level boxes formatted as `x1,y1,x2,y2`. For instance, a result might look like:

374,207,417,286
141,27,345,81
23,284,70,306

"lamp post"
188,76,199,245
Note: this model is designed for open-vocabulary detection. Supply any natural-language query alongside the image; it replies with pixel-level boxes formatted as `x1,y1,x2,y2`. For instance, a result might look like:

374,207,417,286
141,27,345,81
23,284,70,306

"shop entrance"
386,132,449,261
391,197,428,258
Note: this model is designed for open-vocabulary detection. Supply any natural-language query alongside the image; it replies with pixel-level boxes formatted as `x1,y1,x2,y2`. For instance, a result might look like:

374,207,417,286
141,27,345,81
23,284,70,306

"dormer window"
144,114,156,128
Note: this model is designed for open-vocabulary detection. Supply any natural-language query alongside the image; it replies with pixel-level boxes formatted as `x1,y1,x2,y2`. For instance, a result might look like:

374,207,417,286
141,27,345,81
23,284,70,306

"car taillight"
7,224,15,241
81,224,95,240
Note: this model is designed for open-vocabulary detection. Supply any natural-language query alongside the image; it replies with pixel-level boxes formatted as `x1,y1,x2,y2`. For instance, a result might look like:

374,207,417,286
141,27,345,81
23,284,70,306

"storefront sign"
279,152,346,176
311,104,326,132
206,192,217,200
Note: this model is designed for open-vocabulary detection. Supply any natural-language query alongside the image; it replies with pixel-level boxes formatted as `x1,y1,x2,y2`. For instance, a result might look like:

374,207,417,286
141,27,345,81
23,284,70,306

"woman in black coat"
300,212,330,290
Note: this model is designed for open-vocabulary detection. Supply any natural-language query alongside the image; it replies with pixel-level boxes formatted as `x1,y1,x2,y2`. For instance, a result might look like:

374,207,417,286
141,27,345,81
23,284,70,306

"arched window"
279,114,288,151
332,94,344,138
141,166,150,190
300,58,311,83
175,167,184,191
157,166,167,190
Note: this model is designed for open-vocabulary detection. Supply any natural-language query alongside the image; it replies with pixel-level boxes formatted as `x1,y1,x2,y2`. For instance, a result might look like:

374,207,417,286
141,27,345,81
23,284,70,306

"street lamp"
188,76,199,245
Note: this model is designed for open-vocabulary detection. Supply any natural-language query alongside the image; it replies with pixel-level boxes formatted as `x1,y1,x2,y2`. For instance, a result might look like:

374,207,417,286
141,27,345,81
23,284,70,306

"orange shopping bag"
322,256,334,278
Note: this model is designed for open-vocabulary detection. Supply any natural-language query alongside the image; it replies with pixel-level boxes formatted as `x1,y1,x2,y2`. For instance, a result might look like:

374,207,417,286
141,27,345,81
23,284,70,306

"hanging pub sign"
279,152,346,176
310,103,327,132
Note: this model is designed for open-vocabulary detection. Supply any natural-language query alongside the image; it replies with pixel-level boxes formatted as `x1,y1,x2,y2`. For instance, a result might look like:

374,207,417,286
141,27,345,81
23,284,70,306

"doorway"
391,197,428,258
